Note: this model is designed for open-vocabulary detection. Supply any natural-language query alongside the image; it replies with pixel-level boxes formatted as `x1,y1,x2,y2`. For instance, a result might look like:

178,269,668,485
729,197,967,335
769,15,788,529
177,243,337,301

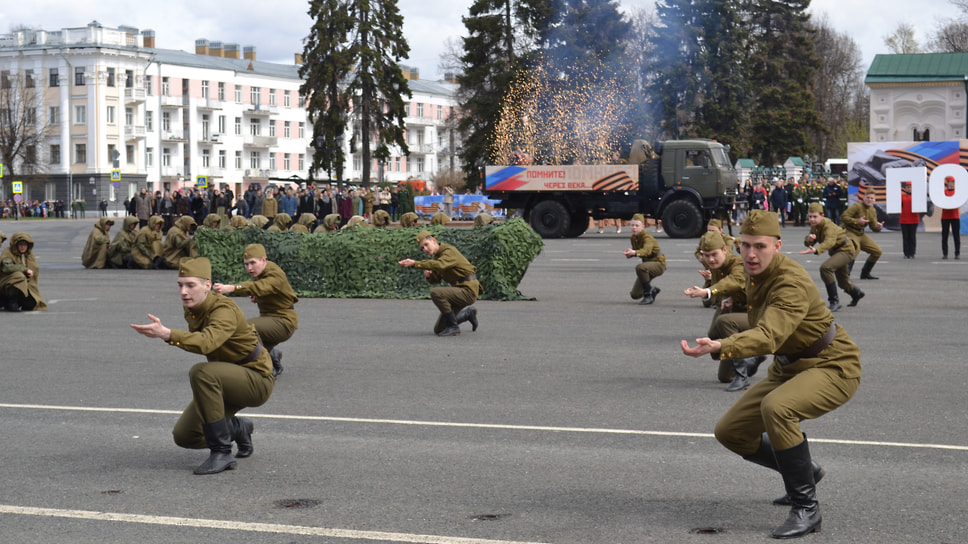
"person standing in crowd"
175,189,191,219
771,178,788,227
81,217,114,269
681,210,862,539
0,232,47,312
390,186,401,220
684,231,765,391
398,230,481,336
899,183,919,259
940,175,961,259
442,184,454,219
800,202,864,311
190,189,206,225
130,257,274,475
261,187,278,226
157,189,175,232
840,188,884,279
822,177,844,225
623,213,666,305
213,244,298,377
135,187,152,228
281,187,298,218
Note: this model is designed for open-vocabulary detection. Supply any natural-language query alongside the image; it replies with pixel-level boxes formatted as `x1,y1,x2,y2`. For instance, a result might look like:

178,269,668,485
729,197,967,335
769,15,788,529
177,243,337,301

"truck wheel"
661,199,703,238
564,213,589,237
530,200,571,238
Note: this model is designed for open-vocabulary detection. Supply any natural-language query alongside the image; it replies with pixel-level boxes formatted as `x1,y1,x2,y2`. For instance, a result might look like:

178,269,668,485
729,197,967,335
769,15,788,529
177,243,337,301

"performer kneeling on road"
623,213,666,305
131,257,275,475
681,210,862,539
399,230,481,336
683,230,766,391
213,243,298,377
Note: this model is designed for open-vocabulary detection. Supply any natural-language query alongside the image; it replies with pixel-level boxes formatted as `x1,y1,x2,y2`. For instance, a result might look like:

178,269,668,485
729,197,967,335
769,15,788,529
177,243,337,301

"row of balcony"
157,166,282,179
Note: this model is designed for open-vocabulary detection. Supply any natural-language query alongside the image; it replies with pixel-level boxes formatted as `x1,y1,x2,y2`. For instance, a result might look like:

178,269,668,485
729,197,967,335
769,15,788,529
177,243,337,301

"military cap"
808,202,824,214
243,243,267,259
631,213,646,223
178,257,212,280
415,229,434,242
740,210,781,238
699,231,727,251
708,218,722,229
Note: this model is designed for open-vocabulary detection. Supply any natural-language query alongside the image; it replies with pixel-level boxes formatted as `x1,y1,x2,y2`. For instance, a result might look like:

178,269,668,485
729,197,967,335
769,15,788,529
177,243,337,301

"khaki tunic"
0,232,47,310
161,216,198,268
414,242,481,332
840,201,883,262
81,217,114,269
715,253,861,453
232,261,299,351
262,196,278,220
131,216,164,269
108,216,141,267
806,217,859,290
629,230,666,298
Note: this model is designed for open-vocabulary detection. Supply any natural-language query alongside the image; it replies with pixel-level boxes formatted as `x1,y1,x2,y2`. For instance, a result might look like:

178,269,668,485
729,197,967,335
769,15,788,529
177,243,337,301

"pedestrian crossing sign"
111,170,121,182
196,176,208,188
12,181,22,193
0,163,4,177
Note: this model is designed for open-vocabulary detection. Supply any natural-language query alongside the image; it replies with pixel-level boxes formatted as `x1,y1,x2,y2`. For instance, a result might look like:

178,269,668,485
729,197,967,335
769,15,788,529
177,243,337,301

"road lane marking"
1,402,966,452
0,505,549,544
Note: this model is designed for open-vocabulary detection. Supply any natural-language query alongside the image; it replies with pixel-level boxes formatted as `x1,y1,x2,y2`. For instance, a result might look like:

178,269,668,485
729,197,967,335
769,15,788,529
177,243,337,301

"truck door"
683,148,717,198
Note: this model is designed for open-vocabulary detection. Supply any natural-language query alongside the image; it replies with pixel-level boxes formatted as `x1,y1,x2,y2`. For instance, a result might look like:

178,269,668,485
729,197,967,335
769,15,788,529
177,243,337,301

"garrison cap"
415,230,434,242
808,202,824,214
708,218,722,229
631,213,646,223
699,231,727,251
740,210,781,239
178,257,212,280
243,243,267,259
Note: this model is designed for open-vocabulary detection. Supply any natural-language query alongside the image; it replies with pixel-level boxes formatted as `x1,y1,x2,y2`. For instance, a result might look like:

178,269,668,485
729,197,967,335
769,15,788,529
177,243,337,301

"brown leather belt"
240,343,263,364
776,323,836,366
458,274,477,282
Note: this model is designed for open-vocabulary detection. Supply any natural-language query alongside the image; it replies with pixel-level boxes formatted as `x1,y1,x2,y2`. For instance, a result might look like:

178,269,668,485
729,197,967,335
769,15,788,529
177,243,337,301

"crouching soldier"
801,203,864,311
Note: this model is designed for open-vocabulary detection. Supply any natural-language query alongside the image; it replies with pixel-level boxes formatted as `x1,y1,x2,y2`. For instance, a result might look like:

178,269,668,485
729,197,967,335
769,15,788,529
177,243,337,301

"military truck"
484,139,739,238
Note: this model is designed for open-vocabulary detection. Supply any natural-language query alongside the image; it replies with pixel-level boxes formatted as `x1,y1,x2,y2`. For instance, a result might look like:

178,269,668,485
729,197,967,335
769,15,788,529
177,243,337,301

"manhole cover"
690,527,726,535
470,514,510,521
274,498,321,509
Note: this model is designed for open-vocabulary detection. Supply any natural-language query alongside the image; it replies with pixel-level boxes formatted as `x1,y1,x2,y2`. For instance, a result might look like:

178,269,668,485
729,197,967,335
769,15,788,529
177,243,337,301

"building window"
125,70,134,88
438,105,443,119
284,154,291,171
107,67,116,87
417,103,424,118
250,118,261,136
235,150,242,169
202,149,211,168
250,151,260,169
108,144,117,166
218,115,226,134
269,89,276,106
162,111,171,132
201,114,210,140
284,91,291,108
284,121,291,139
298,154,304,171
269,153,276,170
162,77,170,96
25,107,36,125
416,157,424,173
218,82,225,101
162,148,171,167
145,111,153,132
49,106,60,125
50,144,61,164
235,85,242,103
298,122,305,138
25,70,35,88
126,144,135,164
0,71,9,89
250,86,261,106
234,117,242,135
145,75,153,96
106,106,116,125
74,67,85,86
49,68,59,87
395,157,401,171
146,147,153,167
218,150,226,169
75,105,86,124
201,80,209,99
125,107,133,125
269,120,276,137
75,143,87,164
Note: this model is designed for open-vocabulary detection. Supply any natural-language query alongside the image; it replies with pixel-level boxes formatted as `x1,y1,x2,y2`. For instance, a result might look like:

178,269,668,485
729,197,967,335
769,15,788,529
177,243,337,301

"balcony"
198,133,223,145
160,95,186,108
409,144,435,154
243,169,271,179
244,104,277,116
197,98,223,111
243,134,277,148
162,132,186,142
125,125,146,140
406,116,438,126
124,88,146,104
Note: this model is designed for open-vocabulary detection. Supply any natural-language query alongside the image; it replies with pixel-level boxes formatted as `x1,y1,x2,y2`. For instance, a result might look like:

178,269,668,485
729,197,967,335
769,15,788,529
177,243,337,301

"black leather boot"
824,283,841,312
230,416,254,458
725,359,750,391
639,282,655,305
846,286,865,307
743,433,825,507
437,311,461,336
455,306,479,331
860,261,879,280
746,355,767,378
270,347,283,377
771,439,822,538
194,418,238,475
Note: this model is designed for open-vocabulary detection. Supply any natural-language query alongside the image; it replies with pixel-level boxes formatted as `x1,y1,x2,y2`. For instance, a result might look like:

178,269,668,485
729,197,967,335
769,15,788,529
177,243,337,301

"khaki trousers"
819,251,856,292
248,316,296,352
848,232,882,263
172,362,275,449
431,286,478,333
630,261,665,299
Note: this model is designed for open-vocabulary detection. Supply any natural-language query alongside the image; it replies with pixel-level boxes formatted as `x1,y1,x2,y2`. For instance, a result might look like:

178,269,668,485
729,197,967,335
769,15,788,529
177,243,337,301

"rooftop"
866,52,968,84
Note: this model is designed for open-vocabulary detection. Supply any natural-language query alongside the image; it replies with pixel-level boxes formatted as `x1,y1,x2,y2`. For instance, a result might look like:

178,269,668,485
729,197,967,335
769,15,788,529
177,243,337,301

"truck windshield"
711,148,731,168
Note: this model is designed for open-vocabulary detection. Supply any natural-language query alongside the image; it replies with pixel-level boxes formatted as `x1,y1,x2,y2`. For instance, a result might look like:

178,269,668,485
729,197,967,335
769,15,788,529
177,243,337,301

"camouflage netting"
195,217,544,300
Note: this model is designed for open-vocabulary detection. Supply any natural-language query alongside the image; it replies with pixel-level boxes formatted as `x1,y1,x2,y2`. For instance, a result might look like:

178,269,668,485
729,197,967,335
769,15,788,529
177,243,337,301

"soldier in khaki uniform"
800,202,864,311
81,217,115,269
840,190,884,279
681,210,862,539
108,216,141,268
314,213,341,234
131,257,275,475
213,244,298,377
0,232,47,311
684,231,765,391
623,213,666,305
399,230,481,336
158,215,197,269
131,216,164,269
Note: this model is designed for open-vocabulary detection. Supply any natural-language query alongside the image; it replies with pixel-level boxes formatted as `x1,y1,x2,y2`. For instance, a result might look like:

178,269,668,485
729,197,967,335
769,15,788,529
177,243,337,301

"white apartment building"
0,21,462,210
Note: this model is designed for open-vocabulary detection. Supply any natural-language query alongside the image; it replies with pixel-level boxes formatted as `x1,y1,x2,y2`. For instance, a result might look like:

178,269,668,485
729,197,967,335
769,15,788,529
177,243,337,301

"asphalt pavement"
0,217,966,543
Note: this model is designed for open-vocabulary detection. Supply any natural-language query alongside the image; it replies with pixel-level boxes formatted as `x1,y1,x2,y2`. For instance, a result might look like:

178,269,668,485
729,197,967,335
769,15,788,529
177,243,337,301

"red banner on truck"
485,165,639,192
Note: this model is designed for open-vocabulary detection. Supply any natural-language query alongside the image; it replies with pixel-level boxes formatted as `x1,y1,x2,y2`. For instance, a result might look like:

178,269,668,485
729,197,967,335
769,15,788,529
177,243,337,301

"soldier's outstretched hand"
680,338,721,358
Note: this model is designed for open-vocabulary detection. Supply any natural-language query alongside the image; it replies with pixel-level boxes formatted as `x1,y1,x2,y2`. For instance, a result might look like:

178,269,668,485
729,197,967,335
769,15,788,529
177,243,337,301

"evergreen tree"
300,0,411,187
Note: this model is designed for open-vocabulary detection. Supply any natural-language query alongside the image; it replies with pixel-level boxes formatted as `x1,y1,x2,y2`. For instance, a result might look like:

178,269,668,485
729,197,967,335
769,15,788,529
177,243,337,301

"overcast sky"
0,0,956,80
